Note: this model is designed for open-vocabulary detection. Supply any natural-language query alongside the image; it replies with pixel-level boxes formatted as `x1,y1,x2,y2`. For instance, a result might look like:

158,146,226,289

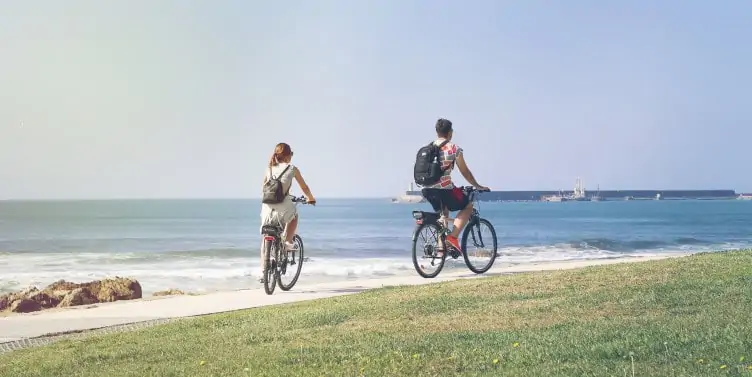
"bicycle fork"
469,220,485,248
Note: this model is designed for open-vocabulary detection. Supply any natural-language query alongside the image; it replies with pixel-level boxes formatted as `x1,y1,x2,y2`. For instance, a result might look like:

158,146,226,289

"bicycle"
410,186,498,278
260,195,315,295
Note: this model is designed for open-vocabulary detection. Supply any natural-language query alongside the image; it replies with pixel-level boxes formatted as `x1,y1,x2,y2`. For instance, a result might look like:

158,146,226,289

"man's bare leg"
450,202,473,238
437,206,449,251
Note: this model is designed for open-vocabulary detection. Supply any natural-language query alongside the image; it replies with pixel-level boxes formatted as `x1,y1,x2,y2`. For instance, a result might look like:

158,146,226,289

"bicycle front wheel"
411,223,447,278
278,234,304,291
461,218,498,274
263,239,277,295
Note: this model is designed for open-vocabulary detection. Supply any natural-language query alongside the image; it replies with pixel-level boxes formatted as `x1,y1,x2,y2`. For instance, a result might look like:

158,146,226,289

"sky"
1,0,750,199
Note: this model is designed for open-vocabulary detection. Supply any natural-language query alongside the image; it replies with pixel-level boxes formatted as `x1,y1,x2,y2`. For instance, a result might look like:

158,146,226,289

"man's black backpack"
413,140,450,186
262,165,292,204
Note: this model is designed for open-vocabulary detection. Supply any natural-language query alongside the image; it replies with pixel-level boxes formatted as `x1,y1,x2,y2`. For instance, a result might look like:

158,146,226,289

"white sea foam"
2,243,740,296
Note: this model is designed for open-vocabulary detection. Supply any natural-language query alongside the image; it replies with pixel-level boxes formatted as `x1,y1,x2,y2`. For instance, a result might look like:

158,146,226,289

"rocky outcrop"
0,277,142,314
152,289,185,297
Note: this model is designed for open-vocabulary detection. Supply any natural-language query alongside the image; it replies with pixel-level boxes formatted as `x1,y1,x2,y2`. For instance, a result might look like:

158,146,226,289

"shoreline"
0,251,690,306
0,253,690,347
0,249,702,297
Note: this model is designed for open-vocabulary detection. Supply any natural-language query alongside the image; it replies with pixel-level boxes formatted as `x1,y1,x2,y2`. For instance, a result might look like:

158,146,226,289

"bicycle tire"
461,218,498,274
411,223,447,278
278,234,304,291
263,239,277,295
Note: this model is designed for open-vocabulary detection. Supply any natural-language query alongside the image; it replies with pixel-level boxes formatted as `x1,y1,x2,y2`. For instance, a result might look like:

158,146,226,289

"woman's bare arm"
294,168,315,202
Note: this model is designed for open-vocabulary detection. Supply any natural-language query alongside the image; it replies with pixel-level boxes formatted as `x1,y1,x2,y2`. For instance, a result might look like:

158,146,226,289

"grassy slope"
2,250,751,377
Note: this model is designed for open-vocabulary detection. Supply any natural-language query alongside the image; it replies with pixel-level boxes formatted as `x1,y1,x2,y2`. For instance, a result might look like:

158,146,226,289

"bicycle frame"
410,186,497,277
410,187,487,253
411,187,482,229
260,195,313,294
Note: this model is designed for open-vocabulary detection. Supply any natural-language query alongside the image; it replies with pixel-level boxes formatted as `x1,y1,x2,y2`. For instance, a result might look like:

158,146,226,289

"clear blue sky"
1,0,750,199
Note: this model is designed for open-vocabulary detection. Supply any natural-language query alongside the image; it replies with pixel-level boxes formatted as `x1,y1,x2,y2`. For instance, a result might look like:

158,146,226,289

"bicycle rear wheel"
461,218,498,274
263,239,277,295
278,235,304,291
411,223,447,278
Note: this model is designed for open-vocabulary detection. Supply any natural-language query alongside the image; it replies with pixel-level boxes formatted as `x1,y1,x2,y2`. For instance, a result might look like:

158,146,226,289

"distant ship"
542,177,590,202
391,183,425,203
590,185,602,201
738,193,752,200
542,190,567,202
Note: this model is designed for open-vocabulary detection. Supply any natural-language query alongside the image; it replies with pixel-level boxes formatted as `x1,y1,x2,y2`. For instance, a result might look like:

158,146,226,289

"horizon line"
0,187,744,202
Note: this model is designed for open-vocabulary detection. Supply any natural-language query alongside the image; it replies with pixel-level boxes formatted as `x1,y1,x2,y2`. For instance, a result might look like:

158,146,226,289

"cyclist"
421,118,489,254
259,142,316,281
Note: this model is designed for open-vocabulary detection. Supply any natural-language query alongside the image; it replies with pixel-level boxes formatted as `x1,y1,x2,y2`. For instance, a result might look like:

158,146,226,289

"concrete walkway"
0,255,679,343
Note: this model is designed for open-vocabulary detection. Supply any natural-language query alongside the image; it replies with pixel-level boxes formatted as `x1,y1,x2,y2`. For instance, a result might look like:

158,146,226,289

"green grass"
2,250,752,377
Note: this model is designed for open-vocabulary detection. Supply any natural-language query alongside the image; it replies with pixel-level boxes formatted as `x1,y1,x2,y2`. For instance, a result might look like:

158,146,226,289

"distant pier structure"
401,178,738,202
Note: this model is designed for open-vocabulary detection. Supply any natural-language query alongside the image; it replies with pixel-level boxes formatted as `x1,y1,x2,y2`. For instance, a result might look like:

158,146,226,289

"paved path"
0,255,679,344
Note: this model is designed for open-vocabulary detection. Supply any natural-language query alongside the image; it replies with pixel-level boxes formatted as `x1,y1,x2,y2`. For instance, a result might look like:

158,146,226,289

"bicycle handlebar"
290,195,316,205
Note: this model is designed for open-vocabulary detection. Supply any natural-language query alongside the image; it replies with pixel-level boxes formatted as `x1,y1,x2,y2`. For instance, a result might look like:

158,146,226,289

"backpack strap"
434,139,454,172
270,164,291,179
276,164,293,197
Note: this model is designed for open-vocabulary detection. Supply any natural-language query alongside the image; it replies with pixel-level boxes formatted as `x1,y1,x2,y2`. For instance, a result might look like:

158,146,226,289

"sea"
1,199,750,295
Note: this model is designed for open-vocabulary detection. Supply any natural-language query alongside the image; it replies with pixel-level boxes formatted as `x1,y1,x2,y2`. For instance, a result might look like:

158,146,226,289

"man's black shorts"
421,187,470,212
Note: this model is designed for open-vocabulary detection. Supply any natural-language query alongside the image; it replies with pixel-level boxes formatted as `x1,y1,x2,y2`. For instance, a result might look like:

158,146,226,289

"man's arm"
455,151,488,190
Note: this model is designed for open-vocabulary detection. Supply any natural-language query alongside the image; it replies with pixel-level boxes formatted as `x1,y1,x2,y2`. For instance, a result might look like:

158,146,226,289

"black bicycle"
260,195,315,295
410,186,498,278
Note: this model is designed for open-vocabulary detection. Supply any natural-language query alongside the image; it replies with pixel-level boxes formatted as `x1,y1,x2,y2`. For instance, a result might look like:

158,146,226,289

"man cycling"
420,118,490,253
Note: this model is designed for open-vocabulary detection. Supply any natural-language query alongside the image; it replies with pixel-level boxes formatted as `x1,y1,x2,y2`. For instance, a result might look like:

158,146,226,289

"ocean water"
0,199,750,295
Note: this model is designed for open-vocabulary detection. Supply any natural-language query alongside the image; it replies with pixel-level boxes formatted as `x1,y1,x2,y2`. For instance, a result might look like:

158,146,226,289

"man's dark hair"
435,118,453,137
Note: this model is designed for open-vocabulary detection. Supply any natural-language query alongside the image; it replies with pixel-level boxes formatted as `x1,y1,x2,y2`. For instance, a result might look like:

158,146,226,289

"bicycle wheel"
461,218,498,274
278,235,304,291
411,223,447,278
263,239,277,295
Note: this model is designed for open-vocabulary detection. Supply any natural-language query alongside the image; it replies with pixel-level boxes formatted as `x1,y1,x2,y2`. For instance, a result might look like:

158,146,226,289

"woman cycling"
258,142,316,282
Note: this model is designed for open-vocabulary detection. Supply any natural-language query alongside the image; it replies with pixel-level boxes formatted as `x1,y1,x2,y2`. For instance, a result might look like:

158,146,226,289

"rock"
10,298,41,313
98,277,142,302
25,291,60,309
1,277,143,314
152,289,185,297
1,286,43,312
42,280,82,299
58,288,97,307
0,293,10,312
